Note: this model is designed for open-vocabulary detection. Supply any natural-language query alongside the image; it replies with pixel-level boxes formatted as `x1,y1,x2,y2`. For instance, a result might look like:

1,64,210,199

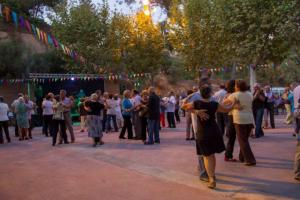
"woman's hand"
234,101,244,111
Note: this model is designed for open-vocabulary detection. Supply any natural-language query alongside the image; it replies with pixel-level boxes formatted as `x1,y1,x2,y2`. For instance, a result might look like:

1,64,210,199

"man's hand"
194,109,209,121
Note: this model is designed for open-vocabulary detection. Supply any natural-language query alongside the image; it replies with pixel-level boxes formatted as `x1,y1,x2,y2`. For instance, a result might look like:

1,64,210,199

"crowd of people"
0,78,299,189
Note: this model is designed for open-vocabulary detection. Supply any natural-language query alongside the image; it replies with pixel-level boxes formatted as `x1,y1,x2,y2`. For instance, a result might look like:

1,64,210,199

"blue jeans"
147,119,160,143
254,108,264,137
106,114,118,132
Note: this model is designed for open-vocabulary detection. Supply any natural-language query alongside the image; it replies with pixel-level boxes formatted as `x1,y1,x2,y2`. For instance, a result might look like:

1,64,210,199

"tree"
223,0,300,66
50,0,110,73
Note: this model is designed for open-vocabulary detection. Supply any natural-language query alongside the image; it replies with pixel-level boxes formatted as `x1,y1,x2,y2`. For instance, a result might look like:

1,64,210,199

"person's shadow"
216,173,300,199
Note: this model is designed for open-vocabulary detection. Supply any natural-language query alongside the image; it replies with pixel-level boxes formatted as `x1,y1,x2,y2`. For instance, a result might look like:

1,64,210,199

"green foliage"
0,39,66,78
0,39,26,78
50,0,171,76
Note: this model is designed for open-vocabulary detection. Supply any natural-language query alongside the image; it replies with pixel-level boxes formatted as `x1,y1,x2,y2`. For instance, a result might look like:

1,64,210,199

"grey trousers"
295,141,300,179
64,112,75,141
132,111,141,139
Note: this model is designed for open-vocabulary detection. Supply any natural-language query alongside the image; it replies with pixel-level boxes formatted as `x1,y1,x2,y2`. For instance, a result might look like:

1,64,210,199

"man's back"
148,93,160,120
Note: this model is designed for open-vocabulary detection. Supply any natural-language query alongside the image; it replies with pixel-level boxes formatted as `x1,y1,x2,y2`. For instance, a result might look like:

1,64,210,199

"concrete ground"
0,115,299,200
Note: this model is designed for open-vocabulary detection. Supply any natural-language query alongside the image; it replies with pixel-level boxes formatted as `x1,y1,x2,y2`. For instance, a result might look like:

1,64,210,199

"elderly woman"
85,93,105,147
16,97,30,140
136,90,149,142
225,80,256,166
52,95,69,146
183,85,236,189
119,90,134,139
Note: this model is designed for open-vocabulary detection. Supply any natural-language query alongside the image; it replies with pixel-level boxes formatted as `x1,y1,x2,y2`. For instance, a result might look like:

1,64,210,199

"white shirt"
0,103,9,121
107,99,118,115
133,95,142,108
25,101,34,119
265,91,274,103
42,100,53,115
166,96,176,112
294,85,300,109
11,99,19,113
213,89,227,104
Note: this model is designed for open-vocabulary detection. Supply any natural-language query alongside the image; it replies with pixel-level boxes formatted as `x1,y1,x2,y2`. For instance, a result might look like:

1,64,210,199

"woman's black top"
85,101,104,116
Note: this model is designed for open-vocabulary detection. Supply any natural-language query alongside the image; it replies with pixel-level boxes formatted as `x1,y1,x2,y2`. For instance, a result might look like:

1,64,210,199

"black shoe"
200,175,209,182
119,136,126,139
245,162,256,166
7,140,11,143
64,141,69,144
144,141,154,145
190,137,195,140
52,143,56,146
295,176,300,182
186,138,190,141
155,141,160,144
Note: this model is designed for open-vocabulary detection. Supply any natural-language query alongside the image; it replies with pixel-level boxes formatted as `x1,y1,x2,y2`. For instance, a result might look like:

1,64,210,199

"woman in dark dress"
85,93,105,147
183,85,235,189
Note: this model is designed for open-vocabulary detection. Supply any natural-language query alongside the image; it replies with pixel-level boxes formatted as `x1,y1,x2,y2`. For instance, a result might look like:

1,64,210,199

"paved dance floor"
0,116,299,200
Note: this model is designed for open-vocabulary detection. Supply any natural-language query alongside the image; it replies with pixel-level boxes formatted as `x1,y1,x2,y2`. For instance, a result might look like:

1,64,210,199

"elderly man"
293,83,300,181
11,93,23,137
264,85,275,129
60,90,75,143
145,87,161,145
182,77,212,182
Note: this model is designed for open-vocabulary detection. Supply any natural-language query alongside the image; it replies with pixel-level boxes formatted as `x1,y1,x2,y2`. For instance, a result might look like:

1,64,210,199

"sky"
92,0,167,22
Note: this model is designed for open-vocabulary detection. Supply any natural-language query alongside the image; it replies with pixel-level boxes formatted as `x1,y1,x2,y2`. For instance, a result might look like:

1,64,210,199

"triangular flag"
36,28,40,39
47,34,53,46
31,24,37,35
19,16,25,28
52,35,58,48
25,20,31,32
3,6,10,22
11,11,18,27
0,4,3,17
43,32,48,44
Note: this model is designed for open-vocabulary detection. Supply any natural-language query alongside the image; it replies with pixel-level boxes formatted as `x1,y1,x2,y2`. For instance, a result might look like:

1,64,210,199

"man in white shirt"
293,83,300,181
132,90,142,139
166,91,176,128
213,84,227,136
11,93,23,137
42,94,54,137
0,96,11,143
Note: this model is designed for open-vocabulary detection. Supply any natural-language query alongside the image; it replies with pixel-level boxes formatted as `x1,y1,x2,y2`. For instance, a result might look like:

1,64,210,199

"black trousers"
52,119,68,145
175,109,180,123
141,116,148,141
216,112,227,136
0,121,10,143
167,112,176,128
234,124,256,164
266,102,275,128
225,115,236,159
43,115,53,136
120,115,133,139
